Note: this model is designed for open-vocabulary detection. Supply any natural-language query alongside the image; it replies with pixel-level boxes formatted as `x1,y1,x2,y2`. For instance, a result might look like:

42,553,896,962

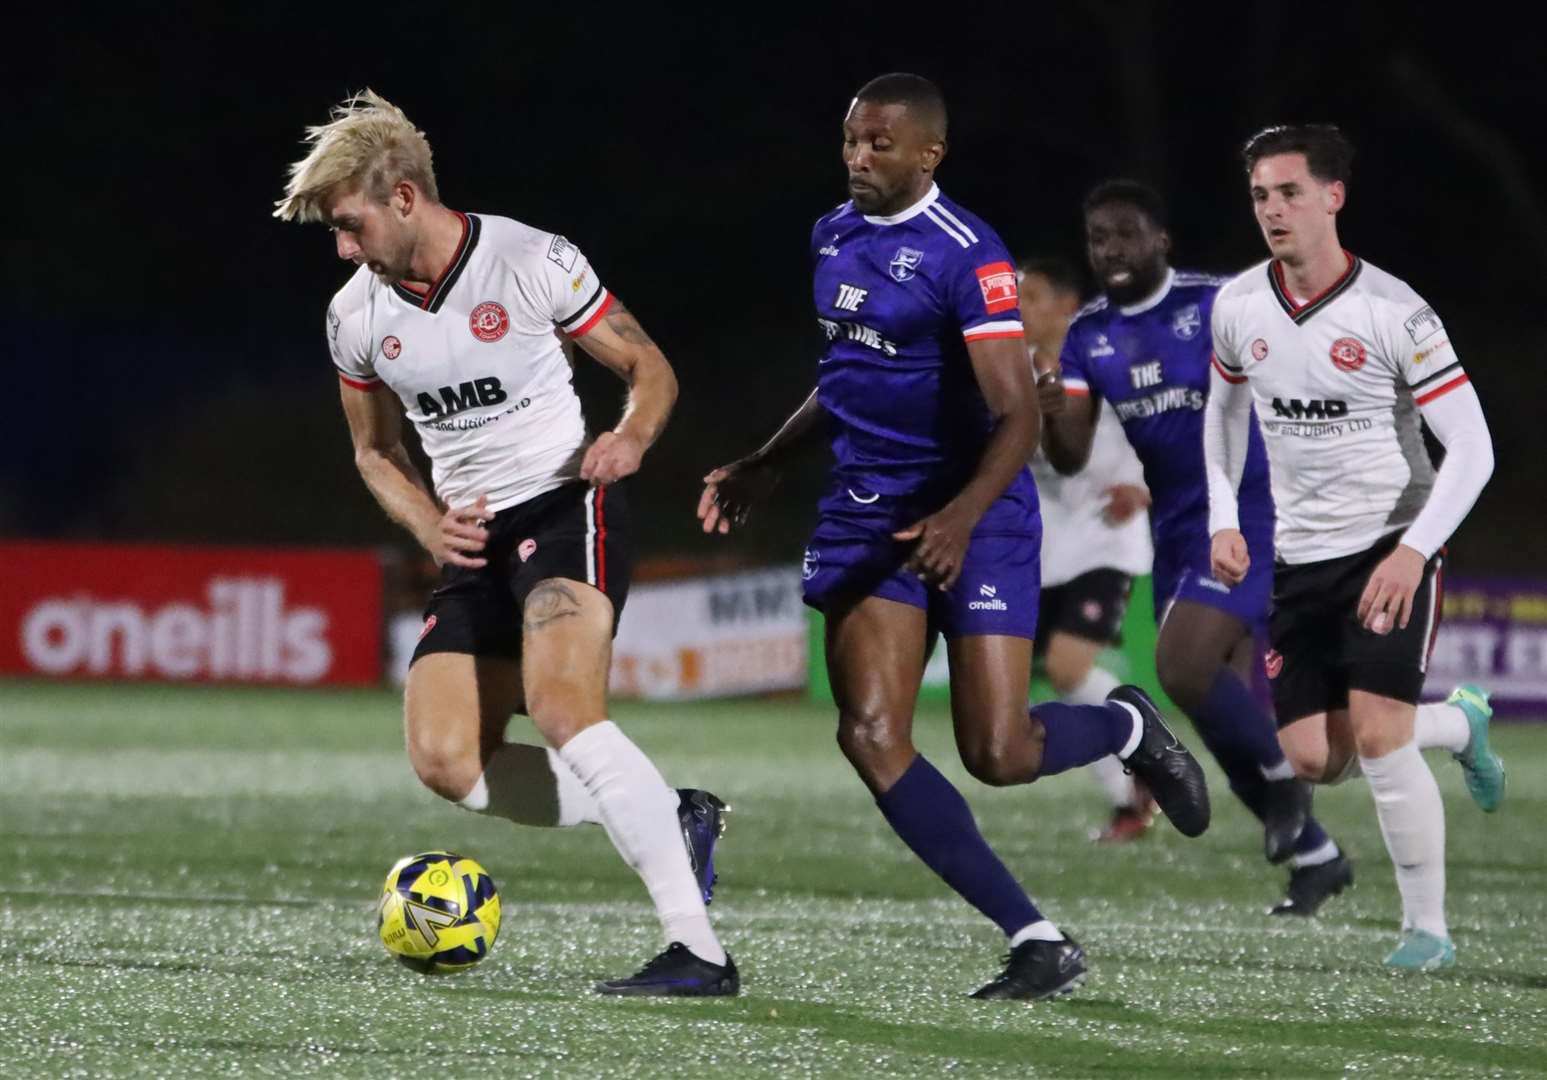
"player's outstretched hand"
427,494,491,569
1357,543,1425,635
1103,484,1151,525
1210,528,1250,587
894,503,976,591
581,431,644,485
698,457,781,535
1035,367,1066,417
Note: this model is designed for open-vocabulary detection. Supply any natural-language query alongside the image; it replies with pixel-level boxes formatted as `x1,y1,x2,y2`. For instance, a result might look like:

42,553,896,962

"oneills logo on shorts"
518,539,538,563
969,582,1008,611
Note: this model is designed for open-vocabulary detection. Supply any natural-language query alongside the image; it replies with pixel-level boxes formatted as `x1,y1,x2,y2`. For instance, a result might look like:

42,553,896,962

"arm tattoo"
603,304,656,348
523,581,582,631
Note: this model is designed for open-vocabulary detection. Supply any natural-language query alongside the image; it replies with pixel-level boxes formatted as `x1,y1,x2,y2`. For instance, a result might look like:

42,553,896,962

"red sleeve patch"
975,261,1018,314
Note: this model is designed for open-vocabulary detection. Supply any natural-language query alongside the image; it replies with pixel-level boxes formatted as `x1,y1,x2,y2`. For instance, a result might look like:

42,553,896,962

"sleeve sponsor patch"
1403,305,1442,344
975,261,1018,314
547,234,580,273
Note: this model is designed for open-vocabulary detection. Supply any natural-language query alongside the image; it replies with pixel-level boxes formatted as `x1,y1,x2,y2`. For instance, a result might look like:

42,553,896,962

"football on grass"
377,851,501,972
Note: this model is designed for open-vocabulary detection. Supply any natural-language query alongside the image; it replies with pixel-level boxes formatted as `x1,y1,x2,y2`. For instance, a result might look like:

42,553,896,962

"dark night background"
6,5,1543,574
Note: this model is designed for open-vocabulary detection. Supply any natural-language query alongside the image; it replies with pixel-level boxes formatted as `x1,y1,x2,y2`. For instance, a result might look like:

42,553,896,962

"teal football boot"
1384,928,1456,972
1447,685,1506,812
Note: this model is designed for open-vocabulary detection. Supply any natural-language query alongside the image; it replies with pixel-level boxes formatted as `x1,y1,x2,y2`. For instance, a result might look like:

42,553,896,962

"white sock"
1290,838,1340,869
1112,701,1145,760
1009,919,1065,946
1064,665,1120,707
1415,703,1469,754
1063,667,1136,808
1261,759,1296,782
458,743,601,826
557,721,725,965
1360,741,1448,939
1088,755,1137,809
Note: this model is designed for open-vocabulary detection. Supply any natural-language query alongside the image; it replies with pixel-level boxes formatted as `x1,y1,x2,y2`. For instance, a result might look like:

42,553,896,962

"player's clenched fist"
1034,367,1066,417
894,503,976,591
425,495,491,569
1356,544,1425,635
581,431,644,485
1210,528,1250,587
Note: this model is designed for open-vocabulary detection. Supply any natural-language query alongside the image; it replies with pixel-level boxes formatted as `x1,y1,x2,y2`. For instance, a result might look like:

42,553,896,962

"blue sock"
1292,815,1332,857
1188,686,1336,858
1195,670,1287,771
875,756,1042,937
1033,701,1135,778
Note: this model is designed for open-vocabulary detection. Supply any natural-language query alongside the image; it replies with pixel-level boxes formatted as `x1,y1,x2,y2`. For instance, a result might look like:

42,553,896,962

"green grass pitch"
3,681,1545,1077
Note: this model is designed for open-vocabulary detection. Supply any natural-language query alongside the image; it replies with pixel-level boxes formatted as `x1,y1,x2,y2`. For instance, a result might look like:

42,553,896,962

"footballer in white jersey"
1210,253,1458,566
1020,257,1156,844
276,91,739,996
1206,125,1502,971
327,212,610,515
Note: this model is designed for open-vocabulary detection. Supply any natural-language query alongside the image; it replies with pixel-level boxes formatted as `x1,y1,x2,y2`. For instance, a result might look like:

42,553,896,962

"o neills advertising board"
610,567,807,700
0,542,381,686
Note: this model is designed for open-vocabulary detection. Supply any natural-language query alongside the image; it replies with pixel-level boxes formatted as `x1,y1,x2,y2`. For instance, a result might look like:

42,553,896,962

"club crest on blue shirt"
889,246,924,282
1172,303,1202,340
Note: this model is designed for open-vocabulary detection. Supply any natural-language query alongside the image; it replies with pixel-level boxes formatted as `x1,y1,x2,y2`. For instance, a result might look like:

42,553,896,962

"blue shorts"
1152,525,1273,632
801,479,1041,640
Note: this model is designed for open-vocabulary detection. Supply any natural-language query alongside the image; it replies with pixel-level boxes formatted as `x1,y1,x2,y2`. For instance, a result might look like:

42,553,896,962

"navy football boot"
677,789,729,905
1108,685,1211,838
971,936,1087,1000
595,942,740,997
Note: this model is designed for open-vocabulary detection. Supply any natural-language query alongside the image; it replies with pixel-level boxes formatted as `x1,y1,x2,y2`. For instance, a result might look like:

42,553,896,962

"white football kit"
326,212,613,512
1204,251,1497,952
1206,253,1492,565
1031,395,1152,587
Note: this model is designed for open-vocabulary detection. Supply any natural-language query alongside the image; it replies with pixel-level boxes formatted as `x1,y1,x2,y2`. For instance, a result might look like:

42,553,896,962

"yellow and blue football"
377,851,500,973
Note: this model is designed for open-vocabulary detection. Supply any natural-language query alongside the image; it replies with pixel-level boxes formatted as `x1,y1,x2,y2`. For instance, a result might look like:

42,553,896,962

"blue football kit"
800,183,1039,639
1059,269,1275,628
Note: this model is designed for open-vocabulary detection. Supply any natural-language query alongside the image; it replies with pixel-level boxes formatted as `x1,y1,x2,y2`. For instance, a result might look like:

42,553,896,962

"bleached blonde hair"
274,90,438,223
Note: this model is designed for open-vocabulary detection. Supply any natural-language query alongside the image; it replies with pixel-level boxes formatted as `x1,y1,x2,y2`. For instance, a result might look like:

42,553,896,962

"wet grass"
2,681,1545,1077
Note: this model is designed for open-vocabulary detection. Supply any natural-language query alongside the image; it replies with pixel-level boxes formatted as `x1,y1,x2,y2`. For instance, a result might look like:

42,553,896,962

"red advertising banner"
0,542,381,686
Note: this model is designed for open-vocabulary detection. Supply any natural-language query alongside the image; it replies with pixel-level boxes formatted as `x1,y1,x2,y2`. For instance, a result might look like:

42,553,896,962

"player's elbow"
1476,435,1496,485
656,353,680,411
353,444,389,474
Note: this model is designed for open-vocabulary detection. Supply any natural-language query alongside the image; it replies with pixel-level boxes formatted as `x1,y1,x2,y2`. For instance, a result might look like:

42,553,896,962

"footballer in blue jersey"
698,75,1208,1000
1042,181,1351,914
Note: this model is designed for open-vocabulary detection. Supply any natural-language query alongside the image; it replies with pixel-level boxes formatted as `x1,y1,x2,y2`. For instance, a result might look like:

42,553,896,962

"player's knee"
959,739,1021,787
1280,741,1330,784
836,710,908,773
524,681,599,746
407,733,481,803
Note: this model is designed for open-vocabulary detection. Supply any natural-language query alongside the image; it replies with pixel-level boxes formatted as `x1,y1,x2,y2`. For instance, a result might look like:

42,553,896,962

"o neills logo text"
20,578,332,682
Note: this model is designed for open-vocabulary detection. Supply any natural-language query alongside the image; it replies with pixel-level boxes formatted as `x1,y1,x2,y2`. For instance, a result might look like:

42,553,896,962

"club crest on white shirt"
1329,336,1367,373
469,301,510,343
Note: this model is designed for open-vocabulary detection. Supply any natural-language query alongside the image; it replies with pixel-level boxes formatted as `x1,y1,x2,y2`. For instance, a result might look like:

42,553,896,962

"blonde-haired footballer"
1205,124,1505,972
277,91,738,995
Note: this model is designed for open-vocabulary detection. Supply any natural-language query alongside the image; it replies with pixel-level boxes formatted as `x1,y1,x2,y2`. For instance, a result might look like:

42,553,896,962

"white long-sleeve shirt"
1205,253,1492,564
